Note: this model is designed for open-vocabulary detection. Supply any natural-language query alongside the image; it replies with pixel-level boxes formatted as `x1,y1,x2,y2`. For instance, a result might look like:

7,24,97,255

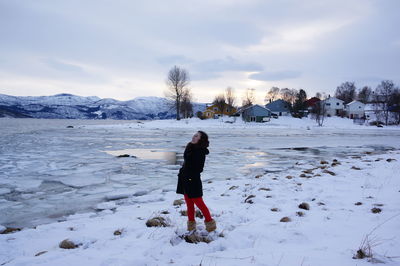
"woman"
176,131,216,232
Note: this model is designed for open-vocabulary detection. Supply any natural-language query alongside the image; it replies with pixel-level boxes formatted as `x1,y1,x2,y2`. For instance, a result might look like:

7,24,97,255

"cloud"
194,57,263,73
249,70,301,81
158,56,264,81
42,58,85,73
157,55,193,65
189,57,263,80
0,0,399,102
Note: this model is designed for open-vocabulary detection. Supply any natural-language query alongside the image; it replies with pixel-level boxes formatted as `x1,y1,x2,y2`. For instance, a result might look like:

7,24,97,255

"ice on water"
0,118,399,228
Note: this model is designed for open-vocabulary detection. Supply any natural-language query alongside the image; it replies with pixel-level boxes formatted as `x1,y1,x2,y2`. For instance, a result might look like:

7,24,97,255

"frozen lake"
1,118,399,228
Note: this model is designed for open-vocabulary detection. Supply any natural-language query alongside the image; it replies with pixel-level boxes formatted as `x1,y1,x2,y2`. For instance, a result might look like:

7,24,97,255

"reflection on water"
103,149,178,165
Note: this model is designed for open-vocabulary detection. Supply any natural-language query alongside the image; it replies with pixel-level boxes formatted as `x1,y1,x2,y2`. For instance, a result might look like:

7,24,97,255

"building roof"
346,100,365,106
235,104,271,114
305,97,320,107
265,99,291,112
323,97,344,103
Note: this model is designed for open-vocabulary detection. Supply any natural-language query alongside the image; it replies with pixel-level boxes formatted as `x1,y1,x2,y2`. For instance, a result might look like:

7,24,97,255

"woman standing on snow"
176,131,216,232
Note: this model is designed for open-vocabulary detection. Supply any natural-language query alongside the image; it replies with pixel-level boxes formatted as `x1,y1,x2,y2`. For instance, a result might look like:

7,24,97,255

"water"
1,118,399,227
103,149,179,165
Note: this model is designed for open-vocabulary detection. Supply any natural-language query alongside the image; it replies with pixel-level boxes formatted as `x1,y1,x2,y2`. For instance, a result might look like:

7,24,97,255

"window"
326,103,331,106
336,102,339,106
250,116,256,122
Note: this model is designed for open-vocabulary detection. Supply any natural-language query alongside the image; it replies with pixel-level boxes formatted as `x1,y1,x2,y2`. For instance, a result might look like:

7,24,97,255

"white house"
344,100,365,119
322,97,344,116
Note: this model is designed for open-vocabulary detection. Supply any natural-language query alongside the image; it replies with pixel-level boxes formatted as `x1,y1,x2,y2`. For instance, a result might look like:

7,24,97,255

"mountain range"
0,93,206,120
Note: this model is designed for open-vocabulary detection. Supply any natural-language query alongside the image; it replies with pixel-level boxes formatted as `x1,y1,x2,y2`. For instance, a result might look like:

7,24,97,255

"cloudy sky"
0,0,399,104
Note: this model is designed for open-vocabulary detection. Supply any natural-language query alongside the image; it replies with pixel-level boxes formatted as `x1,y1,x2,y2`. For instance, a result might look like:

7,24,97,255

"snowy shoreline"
1,149,399,265
1,117,399,265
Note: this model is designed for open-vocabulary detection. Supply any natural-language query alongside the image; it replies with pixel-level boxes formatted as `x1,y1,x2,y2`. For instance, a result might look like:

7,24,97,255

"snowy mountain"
0,93,206,120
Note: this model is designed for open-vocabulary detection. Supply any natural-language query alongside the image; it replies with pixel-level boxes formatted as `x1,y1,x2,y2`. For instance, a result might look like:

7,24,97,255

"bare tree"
164,65,190,120
280,88,297,106
335,81,357,104
315,92,328,100
373,80,396,125
225,87,236,113
180,88,193,119
358,86,372,104
265,87,280,103
389,88,400,124
312,100,326,126
242,88,255,107
213,93,226,117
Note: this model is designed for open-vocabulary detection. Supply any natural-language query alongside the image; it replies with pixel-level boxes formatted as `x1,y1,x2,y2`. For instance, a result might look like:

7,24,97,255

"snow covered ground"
0,117,399,265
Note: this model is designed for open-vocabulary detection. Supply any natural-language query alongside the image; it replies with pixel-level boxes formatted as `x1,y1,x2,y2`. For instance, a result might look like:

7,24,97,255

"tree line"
164,65,400,124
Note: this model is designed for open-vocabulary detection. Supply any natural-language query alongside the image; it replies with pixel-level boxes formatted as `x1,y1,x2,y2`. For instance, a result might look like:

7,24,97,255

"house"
305,97,321,109
265,99,291,116
235,104,271,122
344,100,365,119
322,96,344,116
202,103,237,119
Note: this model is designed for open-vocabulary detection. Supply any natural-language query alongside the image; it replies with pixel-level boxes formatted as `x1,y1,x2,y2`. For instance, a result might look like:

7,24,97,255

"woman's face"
191,132,201,144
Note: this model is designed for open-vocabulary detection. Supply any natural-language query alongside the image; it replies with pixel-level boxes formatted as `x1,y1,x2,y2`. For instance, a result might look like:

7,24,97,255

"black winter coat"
176,142,209,198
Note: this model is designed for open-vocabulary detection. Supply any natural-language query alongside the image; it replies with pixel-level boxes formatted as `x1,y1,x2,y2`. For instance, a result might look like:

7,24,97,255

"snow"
0,93,206,120
0,93,101,106
0,117,399,265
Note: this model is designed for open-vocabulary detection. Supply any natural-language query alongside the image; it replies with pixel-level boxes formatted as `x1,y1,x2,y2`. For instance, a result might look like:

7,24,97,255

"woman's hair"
196,130,209,148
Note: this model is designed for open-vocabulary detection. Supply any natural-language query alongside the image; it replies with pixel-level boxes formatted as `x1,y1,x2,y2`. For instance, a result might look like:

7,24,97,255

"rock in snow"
59,239,78,249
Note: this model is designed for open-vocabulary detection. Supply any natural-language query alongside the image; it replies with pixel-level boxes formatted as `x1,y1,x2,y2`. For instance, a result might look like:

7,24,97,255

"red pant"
183,194,212,222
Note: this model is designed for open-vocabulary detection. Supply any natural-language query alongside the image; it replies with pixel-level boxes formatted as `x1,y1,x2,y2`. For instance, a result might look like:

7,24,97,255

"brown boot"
204,219,216,232
187,220,196,231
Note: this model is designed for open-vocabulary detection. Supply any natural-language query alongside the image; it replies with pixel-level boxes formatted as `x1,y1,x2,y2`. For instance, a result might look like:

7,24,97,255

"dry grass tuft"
173,199,184,206
180,210,203,218
371,207,382,214
146,216,169,227
323,169,336,176
244,195,255,204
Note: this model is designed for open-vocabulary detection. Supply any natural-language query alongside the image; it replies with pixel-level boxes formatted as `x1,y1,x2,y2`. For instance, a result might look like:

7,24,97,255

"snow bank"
82,116,400,131
1,150,399,266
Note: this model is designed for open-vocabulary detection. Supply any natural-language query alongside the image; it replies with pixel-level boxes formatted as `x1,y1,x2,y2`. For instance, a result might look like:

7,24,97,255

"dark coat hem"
176,143,209,198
